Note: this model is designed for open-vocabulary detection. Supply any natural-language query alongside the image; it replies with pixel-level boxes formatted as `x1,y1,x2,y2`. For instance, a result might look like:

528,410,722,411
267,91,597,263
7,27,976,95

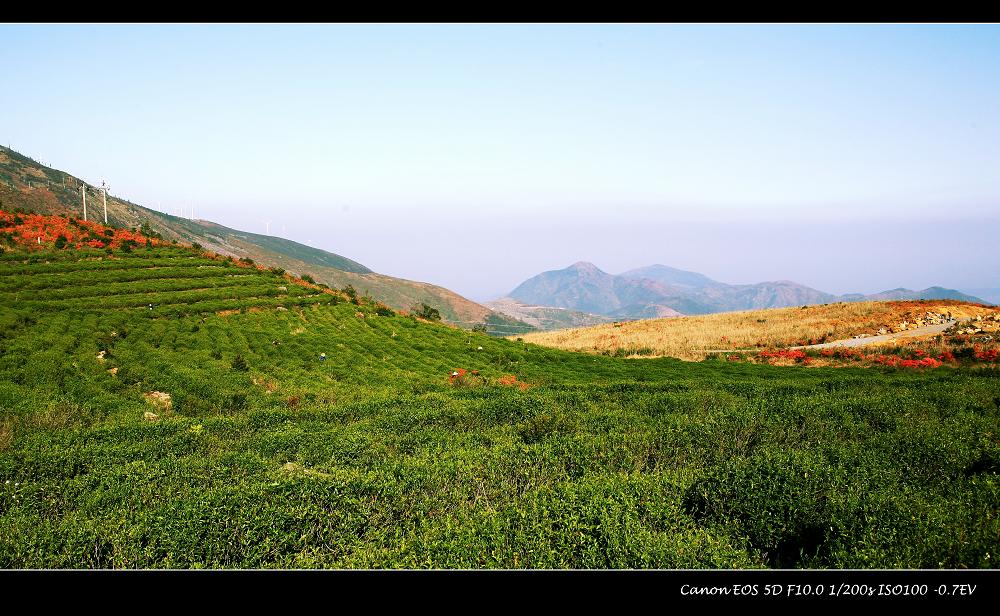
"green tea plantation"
0,245,997,568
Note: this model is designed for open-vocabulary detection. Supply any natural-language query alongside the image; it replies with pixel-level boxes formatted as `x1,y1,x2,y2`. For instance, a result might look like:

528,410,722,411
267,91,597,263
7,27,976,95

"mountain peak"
567,261,603,273
620,263,720,290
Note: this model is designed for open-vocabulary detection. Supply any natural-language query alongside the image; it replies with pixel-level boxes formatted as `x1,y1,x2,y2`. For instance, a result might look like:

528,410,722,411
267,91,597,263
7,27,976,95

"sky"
2,23,999,301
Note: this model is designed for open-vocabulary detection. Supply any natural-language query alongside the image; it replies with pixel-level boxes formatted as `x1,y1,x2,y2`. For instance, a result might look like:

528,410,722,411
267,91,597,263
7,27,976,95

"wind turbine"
262,220,272,235
80,184,87,221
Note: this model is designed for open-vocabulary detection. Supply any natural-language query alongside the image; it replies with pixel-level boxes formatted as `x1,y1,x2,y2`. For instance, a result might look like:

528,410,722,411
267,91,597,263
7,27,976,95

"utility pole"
100,180,109,224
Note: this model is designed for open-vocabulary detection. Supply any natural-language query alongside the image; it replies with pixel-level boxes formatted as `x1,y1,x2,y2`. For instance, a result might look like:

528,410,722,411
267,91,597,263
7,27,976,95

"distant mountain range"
961,288,1000,306
0,145,529,331
493,261,990,327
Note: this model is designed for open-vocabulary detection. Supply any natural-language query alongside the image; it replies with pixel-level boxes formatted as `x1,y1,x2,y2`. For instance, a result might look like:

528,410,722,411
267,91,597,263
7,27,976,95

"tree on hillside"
411,303,442,321
342,285,359,304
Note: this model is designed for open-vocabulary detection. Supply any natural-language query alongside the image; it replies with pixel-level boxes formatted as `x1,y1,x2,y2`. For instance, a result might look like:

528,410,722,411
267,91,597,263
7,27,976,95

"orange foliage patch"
498,374,529,390
0,210,160,250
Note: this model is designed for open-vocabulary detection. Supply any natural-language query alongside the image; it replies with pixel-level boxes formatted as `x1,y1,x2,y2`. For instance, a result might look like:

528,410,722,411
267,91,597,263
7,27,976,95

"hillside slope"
848,286,988,303
483,297,614,331
619,264,722,290
518,299,997,361
0,145,524,328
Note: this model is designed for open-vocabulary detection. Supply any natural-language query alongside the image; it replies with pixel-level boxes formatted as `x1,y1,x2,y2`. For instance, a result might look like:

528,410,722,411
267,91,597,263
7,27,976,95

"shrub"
411,303,441,321
954,346,976,361
173,392,214,417
682,451,836,567
225,393,248,412
448,368,484,389
301,274,315,284
517,407,577,443
139,222,162,239
230,354,249,371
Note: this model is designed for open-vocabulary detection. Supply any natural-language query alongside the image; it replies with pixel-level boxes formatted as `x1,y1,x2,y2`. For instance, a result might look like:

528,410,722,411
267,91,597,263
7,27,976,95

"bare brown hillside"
518,300,997,360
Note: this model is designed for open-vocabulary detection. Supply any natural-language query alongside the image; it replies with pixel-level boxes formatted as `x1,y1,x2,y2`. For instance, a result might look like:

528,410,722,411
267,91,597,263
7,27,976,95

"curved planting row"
0,275,271,302
12,283,315,312
149,293,334,317
0,266,252,293
0,256,231,278
0,245,197,264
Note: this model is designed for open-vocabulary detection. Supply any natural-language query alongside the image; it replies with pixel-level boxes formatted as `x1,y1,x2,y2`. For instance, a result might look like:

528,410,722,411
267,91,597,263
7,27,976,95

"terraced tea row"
0,275,272,300
0,265,252,292
0,247,335,316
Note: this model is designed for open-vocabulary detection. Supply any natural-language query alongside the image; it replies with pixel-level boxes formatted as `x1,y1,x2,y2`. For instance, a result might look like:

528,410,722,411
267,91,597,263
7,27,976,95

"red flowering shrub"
759,349,809,363
870,354,943,369
0,210,163,250
976,348,999,362
898,357,942,369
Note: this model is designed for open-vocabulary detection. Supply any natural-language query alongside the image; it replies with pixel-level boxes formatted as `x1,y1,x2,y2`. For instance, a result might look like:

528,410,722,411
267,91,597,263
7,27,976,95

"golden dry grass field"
516,300,997,361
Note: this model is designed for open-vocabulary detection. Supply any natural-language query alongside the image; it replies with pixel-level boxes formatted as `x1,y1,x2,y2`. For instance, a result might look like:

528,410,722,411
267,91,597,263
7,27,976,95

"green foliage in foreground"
0,247,997,568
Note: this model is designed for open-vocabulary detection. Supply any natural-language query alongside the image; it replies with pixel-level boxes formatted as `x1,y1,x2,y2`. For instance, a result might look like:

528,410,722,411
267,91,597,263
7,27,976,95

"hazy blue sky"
3,24,998,300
